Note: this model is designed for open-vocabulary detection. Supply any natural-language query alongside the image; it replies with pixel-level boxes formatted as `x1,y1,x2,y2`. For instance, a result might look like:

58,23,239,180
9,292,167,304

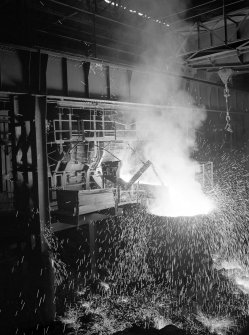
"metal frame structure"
182,6,249,70
1,0,249,69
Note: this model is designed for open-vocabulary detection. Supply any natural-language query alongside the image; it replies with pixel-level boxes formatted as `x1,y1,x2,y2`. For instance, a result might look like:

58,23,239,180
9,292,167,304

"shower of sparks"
196,312,235,335
120,162,215,217
41,147,249,334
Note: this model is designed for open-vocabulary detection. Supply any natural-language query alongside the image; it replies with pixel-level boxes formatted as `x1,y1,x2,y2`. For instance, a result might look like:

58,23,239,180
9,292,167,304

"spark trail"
56,148,249,335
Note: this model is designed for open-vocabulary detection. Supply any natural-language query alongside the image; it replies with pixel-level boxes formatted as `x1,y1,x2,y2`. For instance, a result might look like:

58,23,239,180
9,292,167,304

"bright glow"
148,183,215,217
215,260,249,294
196,312,234,335
119,159,215,217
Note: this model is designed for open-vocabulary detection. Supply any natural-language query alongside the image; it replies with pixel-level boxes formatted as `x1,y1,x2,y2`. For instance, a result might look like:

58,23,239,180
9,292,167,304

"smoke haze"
117,0,214,216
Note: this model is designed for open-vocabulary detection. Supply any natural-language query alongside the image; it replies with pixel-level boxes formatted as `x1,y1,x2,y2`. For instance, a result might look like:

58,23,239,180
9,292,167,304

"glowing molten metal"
147,183,215,217
120,163,215,217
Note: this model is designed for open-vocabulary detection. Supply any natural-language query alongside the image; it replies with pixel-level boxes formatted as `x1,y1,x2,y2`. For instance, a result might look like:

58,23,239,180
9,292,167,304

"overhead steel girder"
182,6,249,66
30,3,139,52
10,95,50,245
36,28,139,59
45,0,144,33
1,43,249,115
191,62,249,70
184,37,249,67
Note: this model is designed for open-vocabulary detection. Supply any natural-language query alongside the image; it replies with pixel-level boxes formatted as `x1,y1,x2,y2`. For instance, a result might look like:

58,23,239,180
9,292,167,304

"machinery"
47,103,214,225
48,104,148,223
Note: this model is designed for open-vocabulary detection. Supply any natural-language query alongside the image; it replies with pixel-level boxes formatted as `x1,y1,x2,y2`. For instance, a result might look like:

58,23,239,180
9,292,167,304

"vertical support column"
106,66,111,100
33,95,55,327
9,96,18,208
62,57,69,96
58,110,63,154
75,192,79,229
0,53,2,91
83,62,90,98
34,95,51,250
93,110,97,157
0,121,2,192
115,161,121,215
127,70,132,102
7,95,55,332
89,221,97,278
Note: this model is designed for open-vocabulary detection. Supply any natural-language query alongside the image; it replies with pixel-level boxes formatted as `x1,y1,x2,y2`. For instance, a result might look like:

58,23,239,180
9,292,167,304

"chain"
224,83,232,133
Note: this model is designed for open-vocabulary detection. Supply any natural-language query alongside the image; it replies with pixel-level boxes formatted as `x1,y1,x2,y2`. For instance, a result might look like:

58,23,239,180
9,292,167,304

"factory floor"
2,206,249,335
48,209,249,334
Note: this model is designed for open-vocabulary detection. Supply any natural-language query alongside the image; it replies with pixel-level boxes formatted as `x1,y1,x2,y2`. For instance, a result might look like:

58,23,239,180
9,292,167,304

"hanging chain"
218,68,233,133
224,83,232,133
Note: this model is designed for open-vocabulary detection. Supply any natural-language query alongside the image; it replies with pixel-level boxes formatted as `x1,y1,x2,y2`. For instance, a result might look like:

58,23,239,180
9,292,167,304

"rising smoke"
118,0,214,216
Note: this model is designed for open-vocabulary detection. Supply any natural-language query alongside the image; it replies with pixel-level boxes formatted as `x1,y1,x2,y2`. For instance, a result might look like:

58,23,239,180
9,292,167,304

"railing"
52,118,137,144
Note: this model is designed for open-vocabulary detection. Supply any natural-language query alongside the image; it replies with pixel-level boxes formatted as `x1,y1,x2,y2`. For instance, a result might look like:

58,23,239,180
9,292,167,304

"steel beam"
83,62,90,98
62,57,69,96
161,0,246,31
46,0,144,32
34,95,51,252
37,29,139,58
89,221,97,278
226,15,239,24
29,2,139,51
190,62,249,69
199,22,226,46
185,37,249,65
7,94,55,330
235,9,249,36
10,95,51,247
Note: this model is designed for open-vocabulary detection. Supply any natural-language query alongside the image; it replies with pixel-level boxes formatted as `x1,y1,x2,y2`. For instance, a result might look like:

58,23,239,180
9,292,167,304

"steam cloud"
118,0,214,216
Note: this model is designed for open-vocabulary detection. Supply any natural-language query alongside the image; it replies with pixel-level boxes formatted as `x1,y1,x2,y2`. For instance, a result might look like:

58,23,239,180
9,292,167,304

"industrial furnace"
46,99,213,226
